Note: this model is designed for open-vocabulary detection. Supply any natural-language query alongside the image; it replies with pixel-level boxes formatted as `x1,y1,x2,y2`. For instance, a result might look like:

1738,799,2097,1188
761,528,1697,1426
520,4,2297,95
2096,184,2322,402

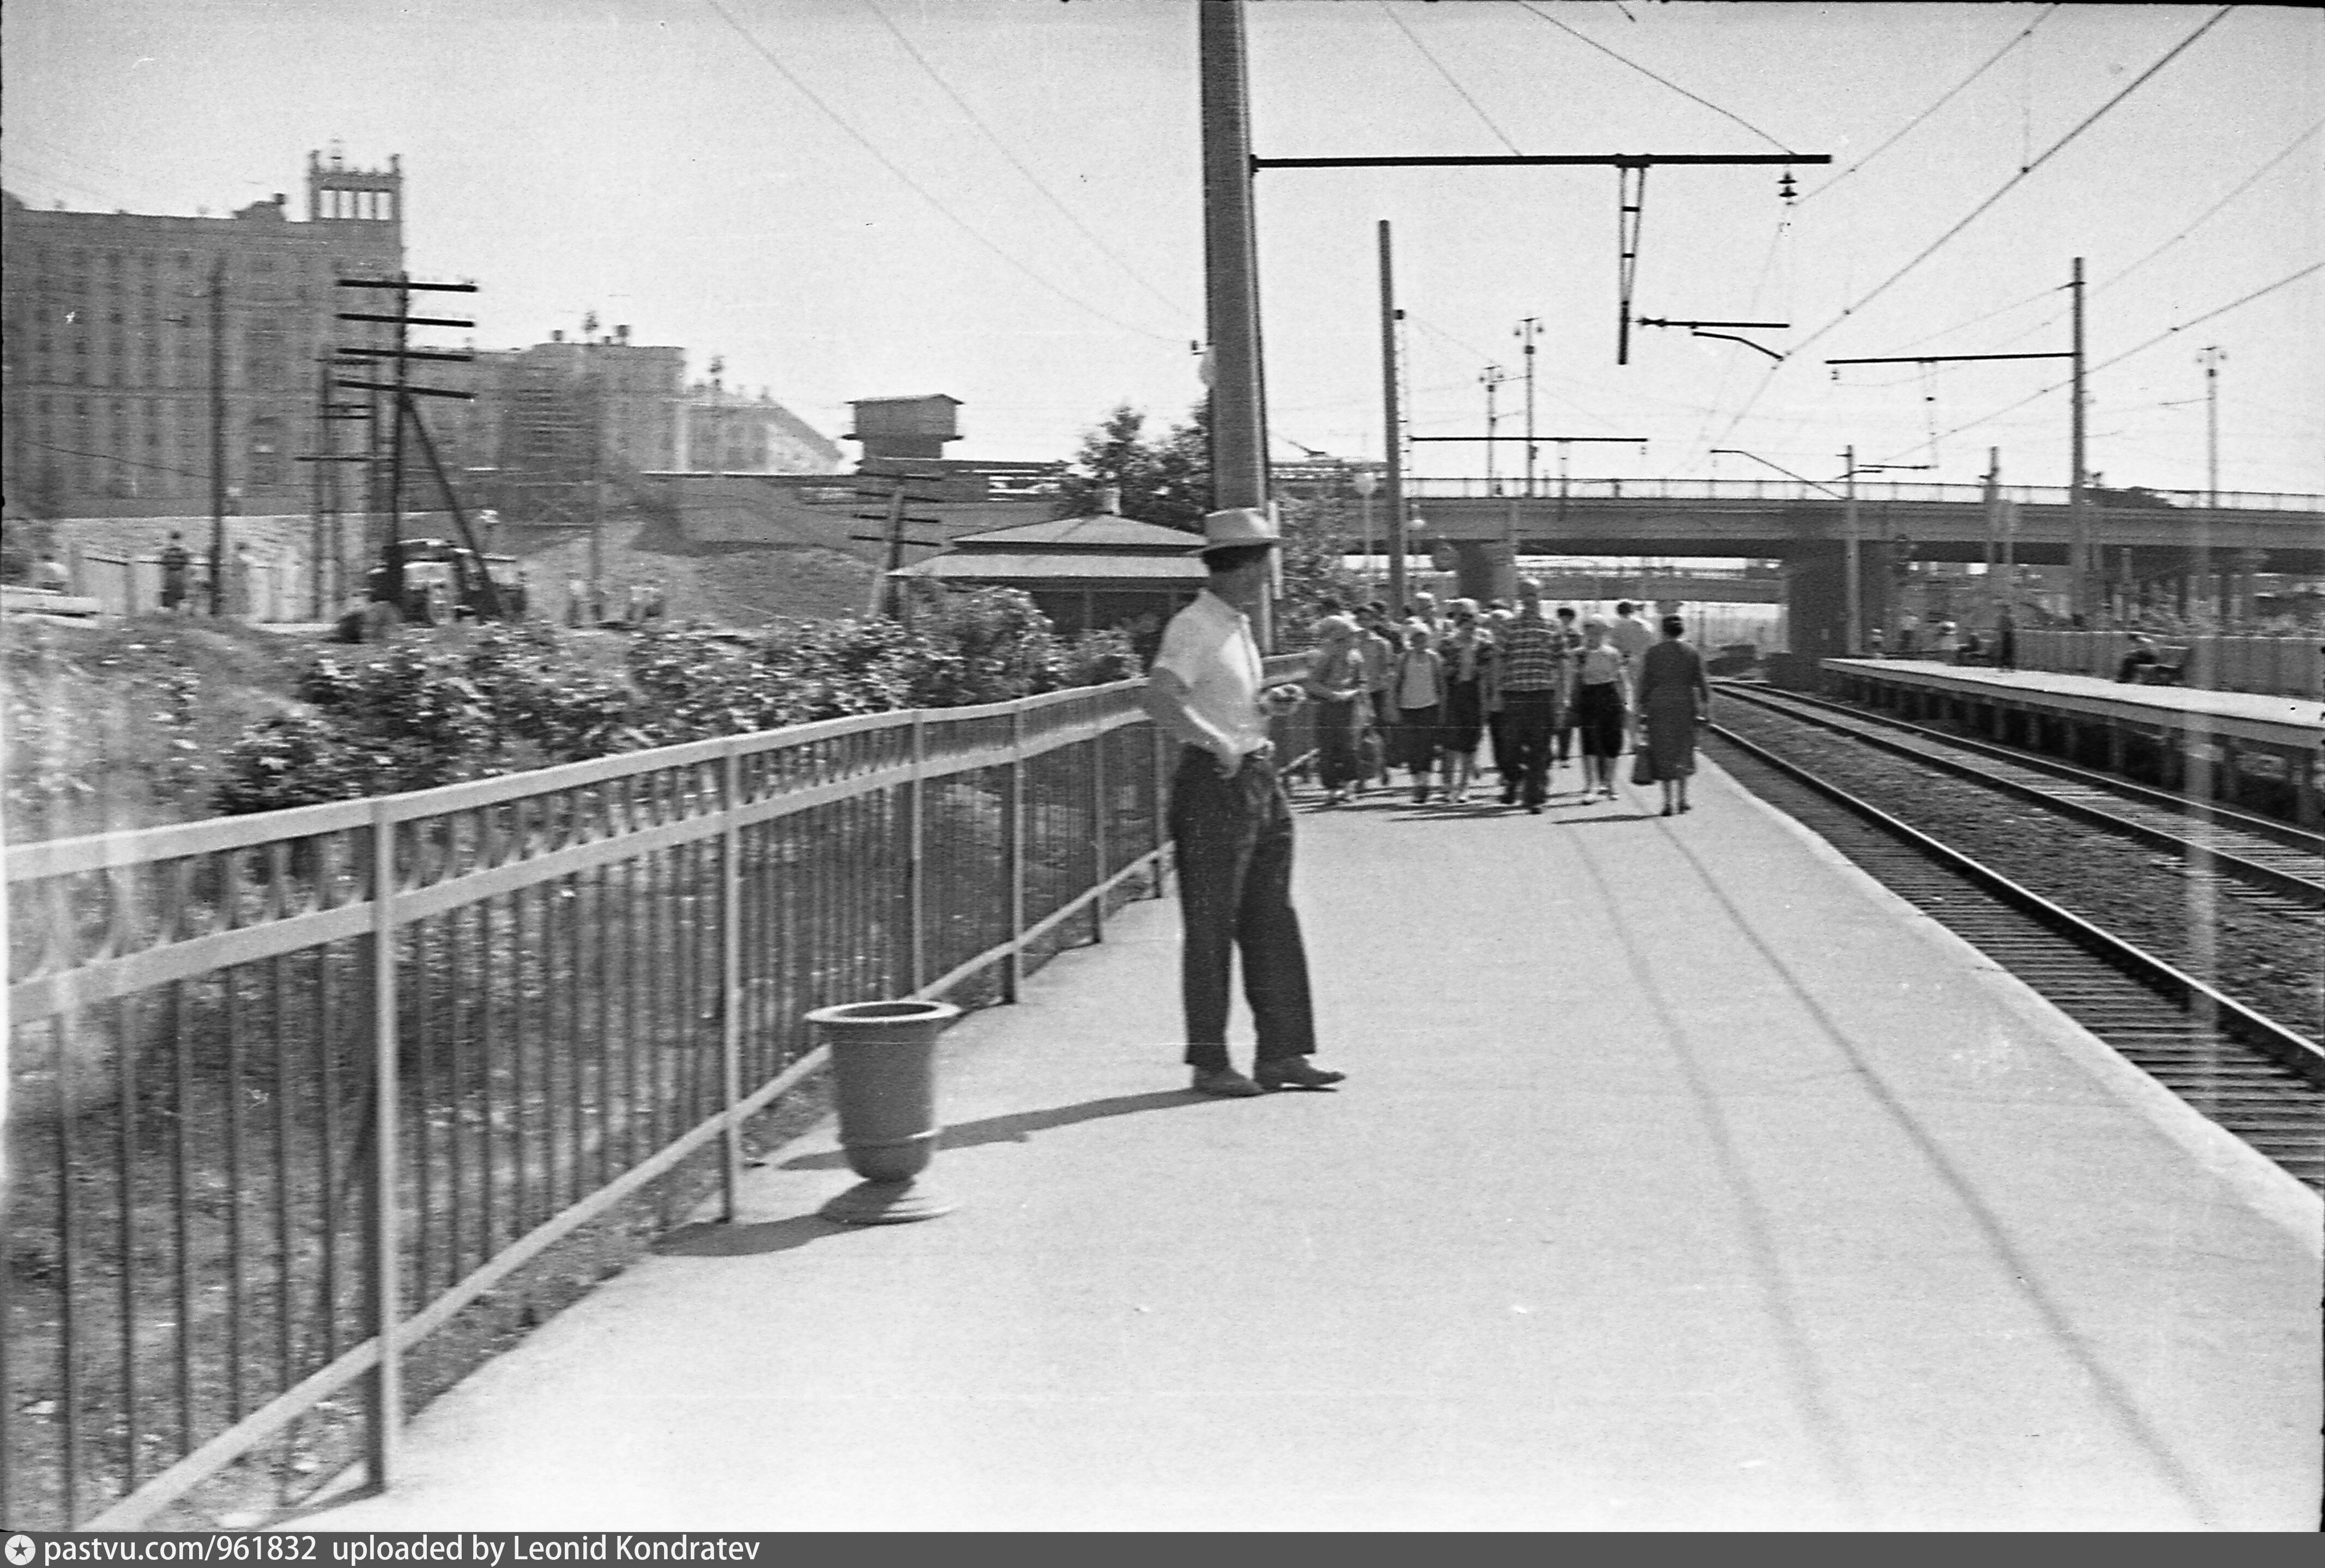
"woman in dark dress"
1636,615,1712,815
1436,599,1492,804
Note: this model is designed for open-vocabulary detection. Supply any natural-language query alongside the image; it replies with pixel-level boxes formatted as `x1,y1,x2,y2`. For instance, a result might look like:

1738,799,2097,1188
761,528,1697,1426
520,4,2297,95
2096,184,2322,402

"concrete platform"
1826,658,2325,744
301,756,2321,1531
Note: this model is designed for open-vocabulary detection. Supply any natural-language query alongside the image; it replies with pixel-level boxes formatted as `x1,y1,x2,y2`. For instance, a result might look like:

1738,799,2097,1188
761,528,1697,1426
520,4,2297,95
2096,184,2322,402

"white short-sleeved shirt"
1152,589,1269,756
1609,616,1654,664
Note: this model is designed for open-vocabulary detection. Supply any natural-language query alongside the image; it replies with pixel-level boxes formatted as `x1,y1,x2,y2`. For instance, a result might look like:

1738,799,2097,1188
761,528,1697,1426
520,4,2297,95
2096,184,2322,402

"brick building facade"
2,150,405,520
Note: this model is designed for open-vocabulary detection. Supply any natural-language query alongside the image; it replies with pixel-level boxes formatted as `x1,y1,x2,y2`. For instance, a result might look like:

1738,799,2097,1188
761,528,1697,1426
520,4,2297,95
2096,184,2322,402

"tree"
1275,495,1362,646
1054,401,1209,531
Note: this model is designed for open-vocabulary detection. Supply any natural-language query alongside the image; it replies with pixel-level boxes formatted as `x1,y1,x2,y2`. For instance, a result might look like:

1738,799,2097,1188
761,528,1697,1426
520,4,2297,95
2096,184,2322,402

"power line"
1787,7,2230,361
1378,3,1523,156
1870,258,2324,464
699,0,1182,346
2093,115,2325,294
1799,4,2062,205
1707,6,2232,456
856,0,1191,320
1514,1,1796,155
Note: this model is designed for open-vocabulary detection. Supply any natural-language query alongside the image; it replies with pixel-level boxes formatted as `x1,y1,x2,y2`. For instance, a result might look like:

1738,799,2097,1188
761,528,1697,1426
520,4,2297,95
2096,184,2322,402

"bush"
210,590,1138,817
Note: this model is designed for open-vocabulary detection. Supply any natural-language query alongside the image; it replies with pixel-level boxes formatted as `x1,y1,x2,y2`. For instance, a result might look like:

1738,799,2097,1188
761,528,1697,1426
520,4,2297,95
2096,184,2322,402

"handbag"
1630,742,1657,786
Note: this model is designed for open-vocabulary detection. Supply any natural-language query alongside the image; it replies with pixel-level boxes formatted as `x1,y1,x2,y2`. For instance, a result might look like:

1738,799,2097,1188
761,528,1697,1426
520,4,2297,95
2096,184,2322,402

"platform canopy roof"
893,508,1209,587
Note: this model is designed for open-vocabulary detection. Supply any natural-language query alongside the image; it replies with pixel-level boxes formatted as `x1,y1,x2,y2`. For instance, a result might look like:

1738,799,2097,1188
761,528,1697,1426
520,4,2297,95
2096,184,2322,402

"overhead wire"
2092,115,2325,294
855,0,1191,320
1377,3,1524,155
1868,258,2324,465
1799,4,2062,204
1513,1,1796,154
1704,5,2233,457
1785,7,2231,362
699,0,1182,346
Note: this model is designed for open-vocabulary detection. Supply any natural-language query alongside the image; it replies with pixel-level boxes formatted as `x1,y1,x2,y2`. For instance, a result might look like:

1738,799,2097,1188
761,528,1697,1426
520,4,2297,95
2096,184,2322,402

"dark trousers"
1501,689,1559,804
1487,709,1514,787
1169,747,1317,1069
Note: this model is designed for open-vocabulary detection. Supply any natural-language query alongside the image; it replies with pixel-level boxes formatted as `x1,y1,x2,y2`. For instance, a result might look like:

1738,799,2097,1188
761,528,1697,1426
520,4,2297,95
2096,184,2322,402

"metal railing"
1401,477,2325,512
3,657,1315,1530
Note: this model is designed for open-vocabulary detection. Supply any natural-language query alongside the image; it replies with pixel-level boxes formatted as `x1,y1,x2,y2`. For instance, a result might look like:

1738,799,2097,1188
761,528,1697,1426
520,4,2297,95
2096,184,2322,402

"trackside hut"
893,508,1209,653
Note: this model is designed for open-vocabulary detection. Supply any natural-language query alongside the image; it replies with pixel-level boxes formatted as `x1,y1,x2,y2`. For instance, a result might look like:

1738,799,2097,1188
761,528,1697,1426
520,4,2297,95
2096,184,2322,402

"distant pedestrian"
567,577,587,628
1572,617,1631,801
1483,606,1517,801
1141,507,1344,1099
1436,598,1492,804
1609,600,1655,668
1933,620,1959,661
1355,602,1397,785
1550,606,1584,766
34,552,70,595
1302,613,1369,805
1636,615,1711,816
1392,624,1446,804
1867,626,1885,658
1491,578,1566,813
159,532,191,614
1995,605,2018,671
2115,632,2159,683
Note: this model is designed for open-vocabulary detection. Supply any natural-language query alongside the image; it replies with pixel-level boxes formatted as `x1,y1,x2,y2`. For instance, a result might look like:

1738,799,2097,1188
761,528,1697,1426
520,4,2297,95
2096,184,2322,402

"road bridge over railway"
1393,479,2324,651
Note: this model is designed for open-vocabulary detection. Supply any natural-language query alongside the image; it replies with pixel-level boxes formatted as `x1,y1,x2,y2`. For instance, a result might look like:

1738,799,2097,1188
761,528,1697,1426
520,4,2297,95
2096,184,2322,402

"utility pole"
1843,445,1861,656
2069,255,2088,621
1982,447,2000,623
1479,364,1510,495
1199,0,1272,646
1379,219,1407,620
208,256,227,616
1515,318,1542,497
2199,344,2224,506
334,278,493,617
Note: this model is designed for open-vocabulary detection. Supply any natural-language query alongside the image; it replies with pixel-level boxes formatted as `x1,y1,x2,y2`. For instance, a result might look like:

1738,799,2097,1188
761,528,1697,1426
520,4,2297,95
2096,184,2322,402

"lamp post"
1352,468,1380,590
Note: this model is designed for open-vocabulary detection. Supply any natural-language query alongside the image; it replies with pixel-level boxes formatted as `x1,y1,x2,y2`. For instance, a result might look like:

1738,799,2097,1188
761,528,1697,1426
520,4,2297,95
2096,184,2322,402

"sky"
5,0,2320,499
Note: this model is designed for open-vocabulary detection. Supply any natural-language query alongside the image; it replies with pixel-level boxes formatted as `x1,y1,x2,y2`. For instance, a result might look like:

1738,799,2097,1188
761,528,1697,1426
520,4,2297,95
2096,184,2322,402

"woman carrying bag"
1635,615,1712,815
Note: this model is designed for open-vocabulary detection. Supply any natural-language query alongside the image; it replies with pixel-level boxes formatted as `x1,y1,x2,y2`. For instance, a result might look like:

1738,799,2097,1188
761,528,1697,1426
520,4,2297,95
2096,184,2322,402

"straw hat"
1194,506,1281,556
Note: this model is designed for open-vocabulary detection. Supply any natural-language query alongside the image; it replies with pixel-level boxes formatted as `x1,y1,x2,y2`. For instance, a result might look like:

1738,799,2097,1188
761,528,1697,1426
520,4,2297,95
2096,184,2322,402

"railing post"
905,713,927,992
366,801,402,1490
1150,707,1169,898
1089,707,1108,943
719,745,743,1224
1001,707,1025,1003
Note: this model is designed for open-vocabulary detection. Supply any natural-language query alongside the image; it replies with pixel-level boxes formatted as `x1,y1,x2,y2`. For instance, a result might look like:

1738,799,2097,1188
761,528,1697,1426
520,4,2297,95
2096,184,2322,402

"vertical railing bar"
1090,712,1109,942
114,992,142,1495
449,900,470,1293
314,946,340,1366
594,861,613,1195
479,895,497,1262
269,946,293,1468
563,862,583,1215
225,954,249,1423
720,747,744,1222
623,853,642,1176
906,718,927,994
1003,710,1025,1002
366,804,402,1484
168,977,195,1464
412,906,433,1310
57,1020,83,1523
514,877,534,1238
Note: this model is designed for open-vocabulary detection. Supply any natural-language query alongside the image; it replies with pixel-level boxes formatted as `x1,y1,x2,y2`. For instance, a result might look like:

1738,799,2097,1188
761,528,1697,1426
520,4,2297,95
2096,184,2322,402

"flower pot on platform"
805,998,961,1224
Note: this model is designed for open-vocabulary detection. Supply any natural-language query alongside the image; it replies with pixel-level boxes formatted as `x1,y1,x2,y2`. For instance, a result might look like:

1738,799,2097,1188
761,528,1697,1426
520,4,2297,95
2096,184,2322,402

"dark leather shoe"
1254,1057,1345,1091
1191,1067,1265,1098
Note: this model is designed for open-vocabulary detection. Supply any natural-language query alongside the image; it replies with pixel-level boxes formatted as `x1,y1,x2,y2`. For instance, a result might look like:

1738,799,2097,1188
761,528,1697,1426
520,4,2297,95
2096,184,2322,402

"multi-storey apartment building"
2,150,406,519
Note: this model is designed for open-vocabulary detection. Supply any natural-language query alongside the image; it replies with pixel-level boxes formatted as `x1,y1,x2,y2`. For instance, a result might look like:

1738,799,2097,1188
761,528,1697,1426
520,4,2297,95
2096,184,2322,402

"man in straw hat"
1141,507,1348,1098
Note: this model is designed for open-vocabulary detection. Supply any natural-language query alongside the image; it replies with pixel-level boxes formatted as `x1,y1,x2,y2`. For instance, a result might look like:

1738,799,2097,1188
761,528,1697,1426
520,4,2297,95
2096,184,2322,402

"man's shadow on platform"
650,1091,1207,1259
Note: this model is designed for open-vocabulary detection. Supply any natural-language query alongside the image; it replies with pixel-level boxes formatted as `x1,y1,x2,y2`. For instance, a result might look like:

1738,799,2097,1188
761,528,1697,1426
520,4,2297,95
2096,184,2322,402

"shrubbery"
212,590,1141,816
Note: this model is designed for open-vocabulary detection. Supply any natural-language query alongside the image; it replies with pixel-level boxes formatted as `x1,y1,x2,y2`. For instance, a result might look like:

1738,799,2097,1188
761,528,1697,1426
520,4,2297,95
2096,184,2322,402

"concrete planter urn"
806,999,961,1224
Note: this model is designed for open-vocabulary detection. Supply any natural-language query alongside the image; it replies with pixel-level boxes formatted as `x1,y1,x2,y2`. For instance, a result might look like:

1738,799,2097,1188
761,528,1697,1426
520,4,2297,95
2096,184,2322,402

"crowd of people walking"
1301,586,1712,819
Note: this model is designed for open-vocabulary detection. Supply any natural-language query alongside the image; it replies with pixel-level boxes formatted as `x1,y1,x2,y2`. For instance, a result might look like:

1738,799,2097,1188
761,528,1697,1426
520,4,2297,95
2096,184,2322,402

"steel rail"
1708,722,2325,1089
1716,684,2325,904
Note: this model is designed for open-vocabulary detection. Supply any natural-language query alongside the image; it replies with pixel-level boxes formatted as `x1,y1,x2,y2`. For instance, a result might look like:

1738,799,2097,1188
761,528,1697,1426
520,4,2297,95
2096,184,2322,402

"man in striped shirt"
1488,578,1568,813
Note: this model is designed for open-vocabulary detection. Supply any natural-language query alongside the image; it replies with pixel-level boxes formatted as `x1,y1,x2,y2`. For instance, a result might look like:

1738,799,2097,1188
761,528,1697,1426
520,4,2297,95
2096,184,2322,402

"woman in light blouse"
1571,616,1632,801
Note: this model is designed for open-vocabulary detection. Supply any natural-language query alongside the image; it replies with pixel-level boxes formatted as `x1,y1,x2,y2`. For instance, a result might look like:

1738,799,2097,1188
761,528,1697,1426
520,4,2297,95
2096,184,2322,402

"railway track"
1705,718,2325,1194
1714,681,2325,905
